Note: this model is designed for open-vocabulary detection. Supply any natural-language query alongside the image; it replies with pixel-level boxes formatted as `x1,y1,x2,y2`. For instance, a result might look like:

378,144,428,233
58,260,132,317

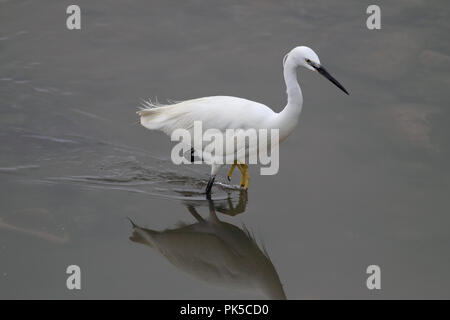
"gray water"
1,0,449,299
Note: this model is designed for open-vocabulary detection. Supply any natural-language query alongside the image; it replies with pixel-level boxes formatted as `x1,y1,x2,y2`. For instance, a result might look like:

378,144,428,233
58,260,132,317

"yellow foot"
229,162,250,190
237,164,246,187
237,164,250,190
243,165,250,190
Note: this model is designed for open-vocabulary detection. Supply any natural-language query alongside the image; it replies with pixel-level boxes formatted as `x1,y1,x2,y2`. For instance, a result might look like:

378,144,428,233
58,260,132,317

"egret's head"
286,46,320,71
284,46,349,95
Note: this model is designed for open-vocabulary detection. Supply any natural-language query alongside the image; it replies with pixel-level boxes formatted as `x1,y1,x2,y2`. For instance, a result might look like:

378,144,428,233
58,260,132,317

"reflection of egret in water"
173,188,249,217
128,191,286,299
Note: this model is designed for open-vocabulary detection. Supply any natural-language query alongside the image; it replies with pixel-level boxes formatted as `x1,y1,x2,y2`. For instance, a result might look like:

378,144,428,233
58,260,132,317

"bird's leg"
205,175,216,197
227,161,237,181
241,164,250,190
237,164,246,187
187,205,204,222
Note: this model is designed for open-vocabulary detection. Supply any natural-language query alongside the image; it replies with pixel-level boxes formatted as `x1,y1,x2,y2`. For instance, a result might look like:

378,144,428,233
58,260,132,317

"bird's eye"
305,59,311,63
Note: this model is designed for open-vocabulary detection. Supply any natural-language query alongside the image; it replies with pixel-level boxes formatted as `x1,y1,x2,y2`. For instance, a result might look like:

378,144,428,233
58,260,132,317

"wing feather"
138,96,274,136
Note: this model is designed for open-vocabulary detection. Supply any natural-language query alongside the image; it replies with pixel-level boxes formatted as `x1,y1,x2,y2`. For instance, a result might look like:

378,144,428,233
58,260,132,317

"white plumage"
137,46,348,195
139,96,274,134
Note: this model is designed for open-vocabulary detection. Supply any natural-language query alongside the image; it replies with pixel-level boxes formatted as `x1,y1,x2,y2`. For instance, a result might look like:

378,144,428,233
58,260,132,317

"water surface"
1,0,449,299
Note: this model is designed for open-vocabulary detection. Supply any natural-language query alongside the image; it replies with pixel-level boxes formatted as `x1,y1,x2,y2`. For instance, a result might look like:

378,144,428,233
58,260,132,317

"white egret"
137,46,348,195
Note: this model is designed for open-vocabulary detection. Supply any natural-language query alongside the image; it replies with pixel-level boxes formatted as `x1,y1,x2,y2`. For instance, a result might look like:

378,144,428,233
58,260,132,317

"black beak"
313,64,349,95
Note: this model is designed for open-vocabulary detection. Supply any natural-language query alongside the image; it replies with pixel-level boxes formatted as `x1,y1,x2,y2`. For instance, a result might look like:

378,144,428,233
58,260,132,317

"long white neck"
274,57,303,141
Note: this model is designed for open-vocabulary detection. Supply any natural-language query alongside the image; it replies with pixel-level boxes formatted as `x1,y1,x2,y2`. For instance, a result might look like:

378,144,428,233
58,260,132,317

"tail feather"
137,107,168,131
136,108,161,117
136,98,193,135
136,98,167,118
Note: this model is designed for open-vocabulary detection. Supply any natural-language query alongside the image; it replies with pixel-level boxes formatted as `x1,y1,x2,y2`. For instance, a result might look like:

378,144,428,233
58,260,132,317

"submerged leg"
205,175,216,197
187,205,204,222
205,164,222,198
